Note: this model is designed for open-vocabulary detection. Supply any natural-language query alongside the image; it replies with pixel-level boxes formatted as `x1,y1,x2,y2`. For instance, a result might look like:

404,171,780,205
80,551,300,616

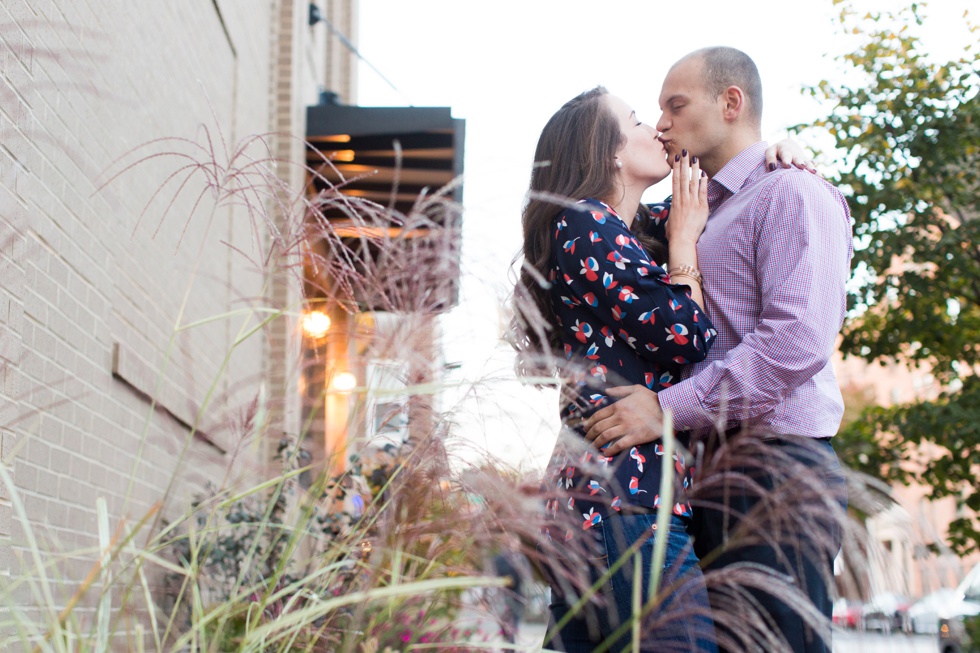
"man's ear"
721,85,746,122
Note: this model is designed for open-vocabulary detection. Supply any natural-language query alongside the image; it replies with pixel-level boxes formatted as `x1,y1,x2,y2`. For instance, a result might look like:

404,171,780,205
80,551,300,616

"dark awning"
304,97,466,313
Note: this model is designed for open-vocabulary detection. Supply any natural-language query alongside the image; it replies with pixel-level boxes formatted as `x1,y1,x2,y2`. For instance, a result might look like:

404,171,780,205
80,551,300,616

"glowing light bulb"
332,372,356,392
302,310,331,339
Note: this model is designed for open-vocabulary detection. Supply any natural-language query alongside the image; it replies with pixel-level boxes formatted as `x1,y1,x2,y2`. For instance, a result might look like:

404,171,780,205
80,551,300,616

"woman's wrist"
665,234,699,247
670,274,704,289
669,265,703,288
667,241,697,268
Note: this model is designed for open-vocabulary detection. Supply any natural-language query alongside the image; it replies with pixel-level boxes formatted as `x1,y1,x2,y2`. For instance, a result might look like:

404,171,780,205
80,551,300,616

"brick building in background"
0,0,360,630
834,353,980,603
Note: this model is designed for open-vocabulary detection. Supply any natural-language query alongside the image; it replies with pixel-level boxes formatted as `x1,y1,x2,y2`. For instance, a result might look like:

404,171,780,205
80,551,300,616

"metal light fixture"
308,2,323,26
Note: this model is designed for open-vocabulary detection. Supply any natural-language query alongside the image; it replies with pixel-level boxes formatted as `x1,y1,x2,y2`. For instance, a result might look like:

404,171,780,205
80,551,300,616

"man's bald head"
678,46,763,126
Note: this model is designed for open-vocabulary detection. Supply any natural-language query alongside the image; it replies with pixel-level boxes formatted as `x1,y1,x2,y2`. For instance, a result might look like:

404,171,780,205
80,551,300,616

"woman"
512,86,807,652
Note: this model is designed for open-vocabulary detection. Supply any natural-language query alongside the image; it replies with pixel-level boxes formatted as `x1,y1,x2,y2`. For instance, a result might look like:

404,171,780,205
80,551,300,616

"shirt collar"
711,141,770,197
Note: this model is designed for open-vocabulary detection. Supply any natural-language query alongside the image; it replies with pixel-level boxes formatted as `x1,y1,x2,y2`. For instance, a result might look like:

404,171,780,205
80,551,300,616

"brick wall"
0,0,355,634
321,0,359,103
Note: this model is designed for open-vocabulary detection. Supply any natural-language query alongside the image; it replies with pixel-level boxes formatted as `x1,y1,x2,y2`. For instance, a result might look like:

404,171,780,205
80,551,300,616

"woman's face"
604,94,671,188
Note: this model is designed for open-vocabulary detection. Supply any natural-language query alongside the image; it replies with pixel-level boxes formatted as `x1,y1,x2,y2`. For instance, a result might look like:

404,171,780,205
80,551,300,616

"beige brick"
47,447,69,475
20,491,45,526
43,500,66,529
0,330,21,364
33,468,57,498
23,439,48,468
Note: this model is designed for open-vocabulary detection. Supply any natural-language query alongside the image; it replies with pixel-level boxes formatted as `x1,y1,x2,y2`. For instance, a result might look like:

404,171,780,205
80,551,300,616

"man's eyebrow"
662,93,688,106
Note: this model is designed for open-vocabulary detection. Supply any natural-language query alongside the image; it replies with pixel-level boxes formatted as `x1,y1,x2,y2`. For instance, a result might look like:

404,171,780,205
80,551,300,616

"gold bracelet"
669,264,703,287
671,272,703,289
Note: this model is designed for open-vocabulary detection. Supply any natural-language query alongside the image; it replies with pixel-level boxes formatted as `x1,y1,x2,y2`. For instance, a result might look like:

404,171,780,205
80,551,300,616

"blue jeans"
544,514,718,653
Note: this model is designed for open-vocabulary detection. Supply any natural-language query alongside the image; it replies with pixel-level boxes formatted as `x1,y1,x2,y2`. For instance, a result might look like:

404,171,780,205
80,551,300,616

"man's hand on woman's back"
584,385,665,456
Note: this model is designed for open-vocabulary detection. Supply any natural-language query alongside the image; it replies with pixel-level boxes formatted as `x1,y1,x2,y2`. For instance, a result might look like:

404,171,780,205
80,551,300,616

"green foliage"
834,404,910,485
801,0,980,377
798,0,980,554
839,376,980,551
964,613,980,650
832,384,902,485
163,439,479,651
152,434,517,652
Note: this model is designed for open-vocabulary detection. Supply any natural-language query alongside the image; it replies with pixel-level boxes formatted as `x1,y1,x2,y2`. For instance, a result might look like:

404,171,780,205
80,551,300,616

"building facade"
834,354,980,601
0,0,359,633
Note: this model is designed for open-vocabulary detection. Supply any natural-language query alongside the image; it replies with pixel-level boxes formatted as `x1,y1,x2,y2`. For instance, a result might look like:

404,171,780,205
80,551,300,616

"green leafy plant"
796,0,980,554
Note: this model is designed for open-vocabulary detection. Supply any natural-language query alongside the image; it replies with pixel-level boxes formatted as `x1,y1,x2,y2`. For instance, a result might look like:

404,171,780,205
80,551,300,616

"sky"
352,0,976,472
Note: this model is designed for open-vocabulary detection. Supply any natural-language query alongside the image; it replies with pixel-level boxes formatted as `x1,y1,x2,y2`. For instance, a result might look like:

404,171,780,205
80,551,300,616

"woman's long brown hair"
509,86,666,379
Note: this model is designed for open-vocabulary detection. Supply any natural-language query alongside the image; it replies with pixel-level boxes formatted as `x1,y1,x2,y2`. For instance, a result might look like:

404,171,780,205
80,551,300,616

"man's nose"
655,113,669,133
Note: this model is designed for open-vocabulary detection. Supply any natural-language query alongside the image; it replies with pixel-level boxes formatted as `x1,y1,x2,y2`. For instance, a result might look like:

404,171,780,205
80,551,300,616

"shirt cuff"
658,380,708,432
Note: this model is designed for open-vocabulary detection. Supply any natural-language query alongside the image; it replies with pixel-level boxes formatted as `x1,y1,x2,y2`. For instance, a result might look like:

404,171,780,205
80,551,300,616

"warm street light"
302,310,331,339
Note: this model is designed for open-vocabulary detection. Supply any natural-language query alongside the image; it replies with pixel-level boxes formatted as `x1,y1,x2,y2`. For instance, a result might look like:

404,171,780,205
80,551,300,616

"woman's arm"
553,199,716,367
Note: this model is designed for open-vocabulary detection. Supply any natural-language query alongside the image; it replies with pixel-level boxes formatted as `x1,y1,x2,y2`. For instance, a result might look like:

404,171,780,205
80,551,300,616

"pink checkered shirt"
658,141,853,438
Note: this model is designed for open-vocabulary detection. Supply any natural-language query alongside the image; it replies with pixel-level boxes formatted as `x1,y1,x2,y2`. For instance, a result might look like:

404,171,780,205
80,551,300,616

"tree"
797,0,980,554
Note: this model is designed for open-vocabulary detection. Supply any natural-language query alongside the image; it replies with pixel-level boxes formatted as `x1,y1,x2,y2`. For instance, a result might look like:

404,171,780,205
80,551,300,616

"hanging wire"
319,15,414,106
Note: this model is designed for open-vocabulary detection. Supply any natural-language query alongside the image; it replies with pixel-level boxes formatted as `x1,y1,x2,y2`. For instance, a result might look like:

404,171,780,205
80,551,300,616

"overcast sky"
352,0,976,472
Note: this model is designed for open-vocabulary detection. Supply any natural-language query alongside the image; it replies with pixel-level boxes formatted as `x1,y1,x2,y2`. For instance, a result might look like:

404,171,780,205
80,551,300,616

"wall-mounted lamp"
309,2,323,26
332,371,357,393
302,310,331,339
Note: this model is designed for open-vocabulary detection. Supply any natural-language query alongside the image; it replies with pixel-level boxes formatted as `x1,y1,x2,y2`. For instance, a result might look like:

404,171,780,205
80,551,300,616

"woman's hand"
664,151,709,245
766,138,817,174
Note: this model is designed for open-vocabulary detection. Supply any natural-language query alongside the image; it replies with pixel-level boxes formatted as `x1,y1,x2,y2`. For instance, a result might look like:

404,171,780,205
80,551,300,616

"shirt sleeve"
658,175,853,430
636,197,671,248
553,203,715,366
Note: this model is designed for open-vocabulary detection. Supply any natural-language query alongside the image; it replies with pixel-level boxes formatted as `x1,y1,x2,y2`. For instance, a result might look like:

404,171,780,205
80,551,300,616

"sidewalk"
466,621,939,652
453,600,548,650
516,620,548,649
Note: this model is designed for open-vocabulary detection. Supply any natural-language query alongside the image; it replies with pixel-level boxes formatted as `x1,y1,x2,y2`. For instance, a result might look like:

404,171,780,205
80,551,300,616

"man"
583,47,853,653
492,538,529,652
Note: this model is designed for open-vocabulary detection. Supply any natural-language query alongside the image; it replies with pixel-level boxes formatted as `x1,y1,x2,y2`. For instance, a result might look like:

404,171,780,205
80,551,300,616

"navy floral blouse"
544,198,717,542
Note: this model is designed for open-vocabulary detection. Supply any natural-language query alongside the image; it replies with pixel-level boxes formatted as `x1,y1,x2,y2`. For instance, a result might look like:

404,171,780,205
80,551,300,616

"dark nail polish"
675,154,680,162
768,163,777,172
692,156,698,164
682,149,688,157
701,170,706,177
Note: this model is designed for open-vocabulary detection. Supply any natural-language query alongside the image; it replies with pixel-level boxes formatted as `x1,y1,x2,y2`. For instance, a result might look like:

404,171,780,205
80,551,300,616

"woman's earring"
615,159,623,169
